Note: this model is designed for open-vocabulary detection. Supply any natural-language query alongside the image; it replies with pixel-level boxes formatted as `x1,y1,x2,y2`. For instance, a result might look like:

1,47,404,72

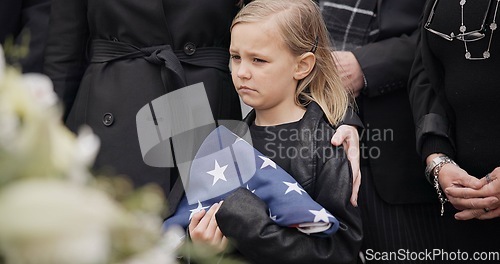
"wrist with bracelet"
425,155,458,216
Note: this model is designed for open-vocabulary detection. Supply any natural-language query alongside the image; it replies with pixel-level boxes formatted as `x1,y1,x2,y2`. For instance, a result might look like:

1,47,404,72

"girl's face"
230,20,300,112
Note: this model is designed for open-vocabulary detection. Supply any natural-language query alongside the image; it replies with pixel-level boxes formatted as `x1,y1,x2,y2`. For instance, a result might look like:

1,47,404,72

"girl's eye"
253,58,267,63
230,55,241,60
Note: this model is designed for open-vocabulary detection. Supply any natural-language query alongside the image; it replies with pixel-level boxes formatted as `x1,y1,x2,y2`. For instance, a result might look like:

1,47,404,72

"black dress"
44,0,243,194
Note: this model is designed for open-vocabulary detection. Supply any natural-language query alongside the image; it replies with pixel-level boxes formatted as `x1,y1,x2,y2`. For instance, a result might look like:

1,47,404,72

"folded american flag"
163,126,339,235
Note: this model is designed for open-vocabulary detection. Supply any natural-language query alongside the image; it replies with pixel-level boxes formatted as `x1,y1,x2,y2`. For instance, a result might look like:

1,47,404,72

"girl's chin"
238,94,257,107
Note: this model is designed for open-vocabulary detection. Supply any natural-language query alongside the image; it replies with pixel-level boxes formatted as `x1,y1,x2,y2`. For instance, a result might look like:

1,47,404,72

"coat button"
183,42,196,56
102,113,114,126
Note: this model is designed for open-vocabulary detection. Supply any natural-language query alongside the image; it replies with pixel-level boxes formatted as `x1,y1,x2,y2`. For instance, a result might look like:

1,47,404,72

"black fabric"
216,102,362,264
44,0,243,197
90,39,187,88
0,0,51,73
358,166,450,263
249,120,303,174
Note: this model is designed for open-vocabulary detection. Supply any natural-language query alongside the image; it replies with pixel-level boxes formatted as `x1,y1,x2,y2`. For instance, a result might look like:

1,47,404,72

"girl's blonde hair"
231,0,350,126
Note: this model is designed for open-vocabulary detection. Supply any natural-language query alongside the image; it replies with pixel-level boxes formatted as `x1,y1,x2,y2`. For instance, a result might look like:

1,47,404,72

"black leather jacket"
216,102,363,264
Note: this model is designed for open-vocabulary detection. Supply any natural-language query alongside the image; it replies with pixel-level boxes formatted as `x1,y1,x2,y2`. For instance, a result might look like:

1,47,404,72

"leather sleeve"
216,150,362,264
340,106,364,128
44,0,89,120
407,23,455,161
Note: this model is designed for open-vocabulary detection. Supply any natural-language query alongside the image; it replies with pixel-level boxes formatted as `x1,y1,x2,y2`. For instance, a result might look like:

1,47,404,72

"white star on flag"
259,155,277,169
207,160,228,186
246,184,256,193
309,208,334,223
283,181,305,195
269,209,277,221
189,201,210,220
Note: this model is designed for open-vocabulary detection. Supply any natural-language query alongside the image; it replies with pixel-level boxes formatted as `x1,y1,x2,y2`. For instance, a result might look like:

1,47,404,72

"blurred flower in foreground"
0,45,179,264
0,53,99,185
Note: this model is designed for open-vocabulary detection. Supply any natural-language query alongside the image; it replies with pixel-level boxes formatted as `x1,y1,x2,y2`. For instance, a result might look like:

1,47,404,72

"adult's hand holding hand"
433,161,496,216
446,167,500,220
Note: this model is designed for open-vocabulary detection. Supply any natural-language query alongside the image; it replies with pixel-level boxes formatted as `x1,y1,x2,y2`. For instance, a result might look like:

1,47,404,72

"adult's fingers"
477,207,500,220
347,142,360,207
350,169,361,207
455,207,500,220
447,196,498,211
331,125,358,147
442,166,485,189
445,184,499,200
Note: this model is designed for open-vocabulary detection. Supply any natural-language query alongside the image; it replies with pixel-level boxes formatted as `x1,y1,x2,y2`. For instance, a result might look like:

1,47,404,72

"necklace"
461,0,499,60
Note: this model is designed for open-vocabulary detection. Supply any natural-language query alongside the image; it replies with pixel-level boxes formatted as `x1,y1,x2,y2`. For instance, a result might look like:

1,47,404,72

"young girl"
188,0,362,263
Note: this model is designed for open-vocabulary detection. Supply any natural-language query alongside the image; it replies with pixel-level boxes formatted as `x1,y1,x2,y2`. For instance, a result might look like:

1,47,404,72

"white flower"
0,62,97,184
0,44,177,264
62,126,101,184
0,179,123,264
22,73,58,109
0,106,20,152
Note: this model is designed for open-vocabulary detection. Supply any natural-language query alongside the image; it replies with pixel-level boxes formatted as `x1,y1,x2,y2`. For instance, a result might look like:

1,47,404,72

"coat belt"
90,39,230,89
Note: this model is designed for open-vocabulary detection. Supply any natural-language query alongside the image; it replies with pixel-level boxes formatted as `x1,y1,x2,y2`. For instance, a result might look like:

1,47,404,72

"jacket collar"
241,101,325,130
238,102,328,191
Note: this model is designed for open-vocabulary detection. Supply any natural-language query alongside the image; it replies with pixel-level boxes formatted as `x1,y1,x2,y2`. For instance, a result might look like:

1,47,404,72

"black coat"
216,102,363,264
349,0,435,204
44,0,243,194
0,0,51,73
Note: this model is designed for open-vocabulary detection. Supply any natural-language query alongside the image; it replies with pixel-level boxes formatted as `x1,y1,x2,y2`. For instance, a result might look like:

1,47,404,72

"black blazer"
350,0,435,204
0,0,51,73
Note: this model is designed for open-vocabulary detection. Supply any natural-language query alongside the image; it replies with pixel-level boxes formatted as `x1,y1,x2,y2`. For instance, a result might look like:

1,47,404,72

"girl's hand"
188,202,228,253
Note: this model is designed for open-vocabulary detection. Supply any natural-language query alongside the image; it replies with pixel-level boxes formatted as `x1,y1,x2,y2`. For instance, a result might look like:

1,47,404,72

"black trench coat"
44,0,243,195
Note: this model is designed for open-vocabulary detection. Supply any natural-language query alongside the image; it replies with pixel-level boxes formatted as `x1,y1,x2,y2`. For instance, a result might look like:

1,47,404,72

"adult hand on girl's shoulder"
446,167,500,220
188,202,228,253
331,124,361,207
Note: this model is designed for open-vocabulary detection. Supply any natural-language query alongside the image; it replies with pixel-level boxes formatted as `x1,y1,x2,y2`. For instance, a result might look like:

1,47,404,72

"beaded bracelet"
432,156,457,216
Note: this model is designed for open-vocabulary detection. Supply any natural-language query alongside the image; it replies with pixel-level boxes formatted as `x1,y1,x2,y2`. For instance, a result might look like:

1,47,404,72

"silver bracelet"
425,155,447,184
432,156,457,216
